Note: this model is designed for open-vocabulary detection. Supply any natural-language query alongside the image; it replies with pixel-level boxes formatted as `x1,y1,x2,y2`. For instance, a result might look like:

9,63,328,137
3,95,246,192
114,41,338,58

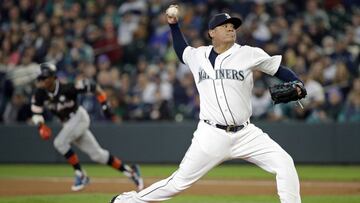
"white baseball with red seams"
166,6,178,17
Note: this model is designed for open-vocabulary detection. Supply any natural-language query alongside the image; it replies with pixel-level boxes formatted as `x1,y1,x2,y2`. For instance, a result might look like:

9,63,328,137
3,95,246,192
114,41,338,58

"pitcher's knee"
171,176,194,192
274,152,298,175
279,151,295,167
286,154,295,166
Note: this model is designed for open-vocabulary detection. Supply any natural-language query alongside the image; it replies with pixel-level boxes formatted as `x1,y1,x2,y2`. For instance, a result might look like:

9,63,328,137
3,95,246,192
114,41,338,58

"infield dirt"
1,178,360,196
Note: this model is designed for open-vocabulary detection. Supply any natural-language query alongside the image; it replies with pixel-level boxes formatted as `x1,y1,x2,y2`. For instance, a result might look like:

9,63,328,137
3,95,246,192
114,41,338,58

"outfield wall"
0,121,359,164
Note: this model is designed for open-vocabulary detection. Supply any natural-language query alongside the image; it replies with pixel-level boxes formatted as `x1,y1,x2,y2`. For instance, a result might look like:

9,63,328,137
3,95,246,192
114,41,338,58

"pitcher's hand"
166,5,179,24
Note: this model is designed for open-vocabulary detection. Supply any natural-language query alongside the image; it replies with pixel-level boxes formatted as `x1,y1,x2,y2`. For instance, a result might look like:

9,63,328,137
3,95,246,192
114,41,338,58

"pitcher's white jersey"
182,43,281,125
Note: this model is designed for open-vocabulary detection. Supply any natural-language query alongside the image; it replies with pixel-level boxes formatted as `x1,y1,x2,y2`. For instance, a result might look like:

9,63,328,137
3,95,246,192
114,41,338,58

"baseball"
166,5,178,17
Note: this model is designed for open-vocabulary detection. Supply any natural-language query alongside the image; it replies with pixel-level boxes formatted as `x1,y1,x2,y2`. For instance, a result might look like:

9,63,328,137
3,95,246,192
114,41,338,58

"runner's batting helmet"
37,63,57,80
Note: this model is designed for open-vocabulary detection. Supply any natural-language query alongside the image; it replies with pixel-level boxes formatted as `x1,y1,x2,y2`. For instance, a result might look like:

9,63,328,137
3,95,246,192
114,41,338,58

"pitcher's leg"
248,140,300,203
135,137,226,202
248,147,300,203
232,125,301,203
112,121,231,203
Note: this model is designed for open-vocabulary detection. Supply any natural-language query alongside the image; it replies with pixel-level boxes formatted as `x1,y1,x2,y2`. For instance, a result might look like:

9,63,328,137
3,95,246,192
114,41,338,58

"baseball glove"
269,81,307,104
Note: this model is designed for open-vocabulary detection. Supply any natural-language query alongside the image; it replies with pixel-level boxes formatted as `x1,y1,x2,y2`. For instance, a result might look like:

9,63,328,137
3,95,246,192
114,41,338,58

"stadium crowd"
0,0,359,124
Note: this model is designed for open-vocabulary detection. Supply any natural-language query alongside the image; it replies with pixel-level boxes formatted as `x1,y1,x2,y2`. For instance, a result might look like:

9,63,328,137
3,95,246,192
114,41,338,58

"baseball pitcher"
31,63,144,191
110,5,306,203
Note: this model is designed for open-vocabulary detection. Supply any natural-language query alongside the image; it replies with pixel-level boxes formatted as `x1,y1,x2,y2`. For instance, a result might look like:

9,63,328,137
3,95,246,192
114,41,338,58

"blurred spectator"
323,87,343,121
148,13,170,57
97,54,112,72
251,71,272,120
303,63,326,120
94,16,123,64
70,37,94,65
2,90,31,124
126,73,151,120
304,0,330,29
116,73,132,120
333,61,352,97
352,12,360,44
338,77,360,122
244,2,271,46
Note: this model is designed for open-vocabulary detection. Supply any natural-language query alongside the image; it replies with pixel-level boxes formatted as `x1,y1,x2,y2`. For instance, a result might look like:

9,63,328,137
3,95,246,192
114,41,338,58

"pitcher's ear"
208,30,214,39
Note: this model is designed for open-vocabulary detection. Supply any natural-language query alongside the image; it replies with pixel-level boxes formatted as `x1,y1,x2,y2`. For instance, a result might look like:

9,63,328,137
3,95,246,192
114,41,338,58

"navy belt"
204,120,249,132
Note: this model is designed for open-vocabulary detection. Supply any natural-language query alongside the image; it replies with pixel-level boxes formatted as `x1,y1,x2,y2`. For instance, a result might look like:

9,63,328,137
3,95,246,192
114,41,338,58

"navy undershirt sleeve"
274,65,301,82
169,23,188,64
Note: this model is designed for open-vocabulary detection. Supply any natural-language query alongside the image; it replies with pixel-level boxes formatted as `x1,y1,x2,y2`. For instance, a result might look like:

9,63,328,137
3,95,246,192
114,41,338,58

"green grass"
0,194,360,203
296,165,360,181
0,164,359,203
0,164,360,181
0,194,108,203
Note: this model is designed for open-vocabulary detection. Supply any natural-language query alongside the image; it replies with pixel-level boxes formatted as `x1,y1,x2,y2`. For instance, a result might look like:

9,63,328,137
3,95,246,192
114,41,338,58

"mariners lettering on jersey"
198,68,244,83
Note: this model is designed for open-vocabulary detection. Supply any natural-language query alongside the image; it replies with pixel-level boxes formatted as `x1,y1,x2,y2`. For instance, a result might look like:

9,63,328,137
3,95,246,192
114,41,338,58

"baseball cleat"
123,164,144,191
109,195,118,203
109,191,137,203
71,170,90,191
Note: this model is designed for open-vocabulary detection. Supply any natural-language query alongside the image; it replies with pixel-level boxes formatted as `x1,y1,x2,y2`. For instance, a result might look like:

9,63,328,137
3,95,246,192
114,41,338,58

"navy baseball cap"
208,13,242,30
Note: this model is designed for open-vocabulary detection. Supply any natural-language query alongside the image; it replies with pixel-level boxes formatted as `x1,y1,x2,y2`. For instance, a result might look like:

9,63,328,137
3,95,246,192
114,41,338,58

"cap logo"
208,13,242,30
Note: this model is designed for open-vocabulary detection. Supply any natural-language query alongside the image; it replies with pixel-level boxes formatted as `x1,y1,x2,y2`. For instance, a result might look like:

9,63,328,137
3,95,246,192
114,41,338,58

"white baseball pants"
116,121,301,203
